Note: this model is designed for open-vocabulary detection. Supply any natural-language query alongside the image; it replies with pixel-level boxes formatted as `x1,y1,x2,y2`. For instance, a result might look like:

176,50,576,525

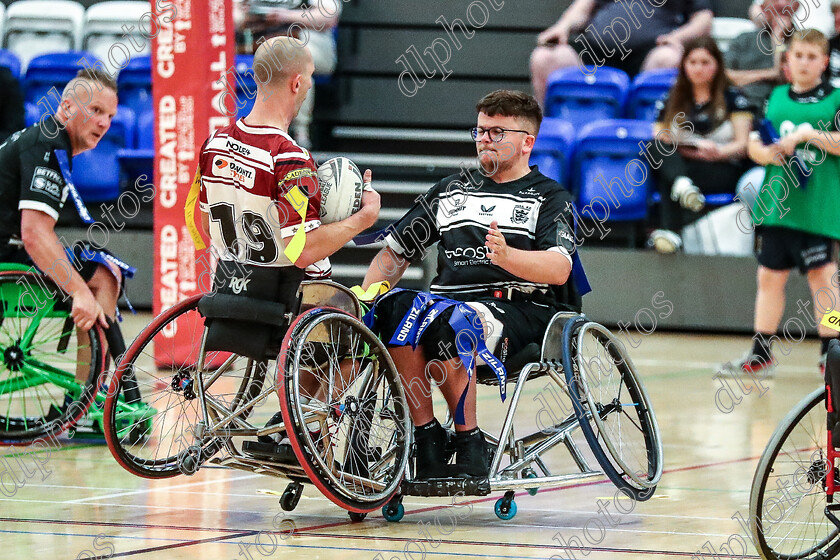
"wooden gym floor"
0,313,824,559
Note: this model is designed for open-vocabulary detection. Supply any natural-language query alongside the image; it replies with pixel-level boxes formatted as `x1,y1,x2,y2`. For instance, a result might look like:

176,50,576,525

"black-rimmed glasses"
470,127,533,142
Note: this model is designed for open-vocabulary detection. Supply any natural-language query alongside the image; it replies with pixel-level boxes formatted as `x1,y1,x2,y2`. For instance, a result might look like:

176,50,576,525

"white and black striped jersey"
384,166,579,308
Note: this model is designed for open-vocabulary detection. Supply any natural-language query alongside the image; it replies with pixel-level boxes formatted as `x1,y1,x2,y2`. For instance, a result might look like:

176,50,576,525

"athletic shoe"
413,419,453,479
671,177,705,212
648,229,682,254
444,429,492,478
716,353,776,379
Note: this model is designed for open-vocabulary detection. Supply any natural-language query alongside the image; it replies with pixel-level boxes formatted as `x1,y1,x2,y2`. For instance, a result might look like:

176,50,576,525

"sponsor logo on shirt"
445,245,491,265
30,166,63,201
479,204,496,216
213,156,255,189
226,139,251,156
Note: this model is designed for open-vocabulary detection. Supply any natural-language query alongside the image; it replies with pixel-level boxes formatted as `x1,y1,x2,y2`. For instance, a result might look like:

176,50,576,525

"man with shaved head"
196,36,379,460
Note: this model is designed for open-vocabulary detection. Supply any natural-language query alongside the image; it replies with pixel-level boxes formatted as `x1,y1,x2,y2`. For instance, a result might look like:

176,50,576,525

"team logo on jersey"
479,204,496,217
30,166,63,201
511,205,530,225
213,156,255,189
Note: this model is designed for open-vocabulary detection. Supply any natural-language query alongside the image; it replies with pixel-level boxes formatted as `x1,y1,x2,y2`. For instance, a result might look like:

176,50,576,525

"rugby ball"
317,157,364,224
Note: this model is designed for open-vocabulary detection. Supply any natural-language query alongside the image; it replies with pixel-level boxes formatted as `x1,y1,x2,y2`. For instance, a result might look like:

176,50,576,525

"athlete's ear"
291,73,302,94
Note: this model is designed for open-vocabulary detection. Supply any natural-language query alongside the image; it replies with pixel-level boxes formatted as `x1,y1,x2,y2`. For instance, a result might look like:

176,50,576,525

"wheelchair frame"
104,281,663,522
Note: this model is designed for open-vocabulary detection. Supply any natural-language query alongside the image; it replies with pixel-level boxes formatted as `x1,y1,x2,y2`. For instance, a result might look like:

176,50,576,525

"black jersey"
0,117,71,256
655,86,754,136
384,166,579,309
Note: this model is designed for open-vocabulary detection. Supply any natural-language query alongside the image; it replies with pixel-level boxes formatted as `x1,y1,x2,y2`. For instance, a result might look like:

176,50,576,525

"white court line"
61,473,260,504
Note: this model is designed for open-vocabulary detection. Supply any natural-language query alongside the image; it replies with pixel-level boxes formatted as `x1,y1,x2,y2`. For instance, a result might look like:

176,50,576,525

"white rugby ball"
317,157,364,224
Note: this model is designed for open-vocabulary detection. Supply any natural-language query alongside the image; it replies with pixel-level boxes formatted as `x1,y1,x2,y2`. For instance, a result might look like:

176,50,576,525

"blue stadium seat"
235,54,257,119
24,51,100,106
71,104,134,203
118,108,153,187
544,66,630,129
117,55,151,117
531,118,576,185
0,49,22,79
24,102,41,127
571,119,653,222
625,68,678,121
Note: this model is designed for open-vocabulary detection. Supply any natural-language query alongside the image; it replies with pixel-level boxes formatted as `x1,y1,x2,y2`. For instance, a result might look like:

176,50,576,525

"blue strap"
54,150,94,224
66,246,137,316
388,291,439,348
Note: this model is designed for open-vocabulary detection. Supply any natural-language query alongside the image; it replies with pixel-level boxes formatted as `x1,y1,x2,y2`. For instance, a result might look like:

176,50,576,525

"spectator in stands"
0,66,24,143
648,37,754,254
826,0,840,86
234,0,341,148
726,0,798,110
530,0,713,104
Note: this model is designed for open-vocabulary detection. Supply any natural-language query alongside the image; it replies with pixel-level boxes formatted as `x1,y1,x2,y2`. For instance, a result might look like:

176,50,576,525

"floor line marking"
61,473,261,503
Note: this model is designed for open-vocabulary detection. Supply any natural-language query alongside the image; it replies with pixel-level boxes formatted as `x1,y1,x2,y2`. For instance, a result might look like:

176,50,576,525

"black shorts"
755,226,838,273
372,290,557,366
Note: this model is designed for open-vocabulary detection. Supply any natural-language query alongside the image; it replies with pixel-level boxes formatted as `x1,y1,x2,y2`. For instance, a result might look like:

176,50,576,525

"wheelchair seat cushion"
200,261,304,361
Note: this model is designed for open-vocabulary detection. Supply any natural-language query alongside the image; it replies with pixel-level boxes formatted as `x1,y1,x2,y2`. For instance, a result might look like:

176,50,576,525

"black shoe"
413,419,452,479
446,428,491,478
245,411,297,464
258,411,284,444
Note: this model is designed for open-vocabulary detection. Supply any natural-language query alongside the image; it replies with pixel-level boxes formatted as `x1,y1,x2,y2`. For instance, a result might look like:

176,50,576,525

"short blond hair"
790,28,829,54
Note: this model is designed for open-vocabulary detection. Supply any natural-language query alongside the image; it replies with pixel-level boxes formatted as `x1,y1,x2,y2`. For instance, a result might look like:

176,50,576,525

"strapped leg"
104,317,140,404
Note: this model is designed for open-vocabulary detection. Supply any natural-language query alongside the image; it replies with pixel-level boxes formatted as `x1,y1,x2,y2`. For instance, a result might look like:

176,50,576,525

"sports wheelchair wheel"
0,269,106,442
562,316,663,500
104,295,267,478
750,387,840,560
278,307,411,513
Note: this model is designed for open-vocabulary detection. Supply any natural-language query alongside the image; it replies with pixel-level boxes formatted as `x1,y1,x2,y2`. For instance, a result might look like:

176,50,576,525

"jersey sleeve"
18,146,66,221
274,155,321,240
382,181,442,263
727,87,756,118
535,188,576,268
197,136,210,212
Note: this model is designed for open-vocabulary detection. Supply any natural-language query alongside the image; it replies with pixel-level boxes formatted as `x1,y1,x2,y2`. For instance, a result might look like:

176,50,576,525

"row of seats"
1,0,150,71
533,117,733,223
545,66,678,127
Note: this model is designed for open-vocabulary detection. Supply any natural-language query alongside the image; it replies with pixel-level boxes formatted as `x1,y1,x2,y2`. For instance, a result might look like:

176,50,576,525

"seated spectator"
726,0,798,111
234,0,341,148
530,0,713,104
649,37,754,253
0,67,24,143
826,0,840,86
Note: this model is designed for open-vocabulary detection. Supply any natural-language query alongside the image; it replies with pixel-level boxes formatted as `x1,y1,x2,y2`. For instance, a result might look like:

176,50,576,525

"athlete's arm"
485,221,571,285
20,210,106,330
716,112,752,160
363,246,410,290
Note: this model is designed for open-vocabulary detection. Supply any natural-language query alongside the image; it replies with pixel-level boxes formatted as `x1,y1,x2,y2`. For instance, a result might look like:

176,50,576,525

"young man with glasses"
361,90,581,479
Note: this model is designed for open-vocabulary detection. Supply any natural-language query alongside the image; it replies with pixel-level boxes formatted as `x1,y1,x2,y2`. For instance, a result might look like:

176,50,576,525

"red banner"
152,0,233,365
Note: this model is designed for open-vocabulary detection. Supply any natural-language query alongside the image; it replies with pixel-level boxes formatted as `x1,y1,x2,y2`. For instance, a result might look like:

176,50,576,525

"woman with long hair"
649,36,754,253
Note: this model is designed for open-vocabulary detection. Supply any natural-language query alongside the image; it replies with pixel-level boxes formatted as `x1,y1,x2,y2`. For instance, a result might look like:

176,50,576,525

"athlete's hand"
71,288,108,331
357,169,380,229
486,221,510,266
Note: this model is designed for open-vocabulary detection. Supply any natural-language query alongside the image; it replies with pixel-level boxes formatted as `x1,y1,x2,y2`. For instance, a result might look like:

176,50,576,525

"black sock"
821,337,837,356
751,333,773,362
455,427,481,439
414,419,439,434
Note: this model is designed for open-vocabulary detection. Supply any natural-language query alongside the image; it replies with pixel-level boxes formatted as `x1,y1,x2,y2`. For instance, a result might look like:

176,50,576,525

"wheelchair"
103,281,663,521
749,342,840,560
0,263,153,444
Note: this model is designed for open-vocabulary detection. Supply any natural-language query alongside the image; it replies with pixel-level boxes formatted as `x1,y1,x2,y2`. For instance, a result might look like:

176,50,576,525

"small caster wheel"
382,501,405,522
280,482,304,512
523,468,538,496
177,445,201,476
495,491,517,521
348,511,367,522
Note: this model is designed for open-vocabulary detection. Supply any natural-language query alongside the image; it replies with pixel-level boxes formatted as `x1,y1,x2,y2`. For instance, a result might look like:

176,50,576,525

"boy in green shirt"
721,29,840,378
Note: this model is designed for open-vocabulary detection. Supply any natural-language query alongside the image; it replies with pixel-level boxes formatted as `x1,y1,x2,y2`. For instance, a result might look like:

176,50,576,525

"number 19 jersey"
198,118,323,268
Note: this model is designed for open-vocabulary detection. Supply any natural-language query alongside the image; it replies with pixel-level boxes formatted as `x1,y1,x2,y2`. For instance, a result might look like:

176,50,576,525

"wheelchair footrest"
402,476,491,497
242,440,298,464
